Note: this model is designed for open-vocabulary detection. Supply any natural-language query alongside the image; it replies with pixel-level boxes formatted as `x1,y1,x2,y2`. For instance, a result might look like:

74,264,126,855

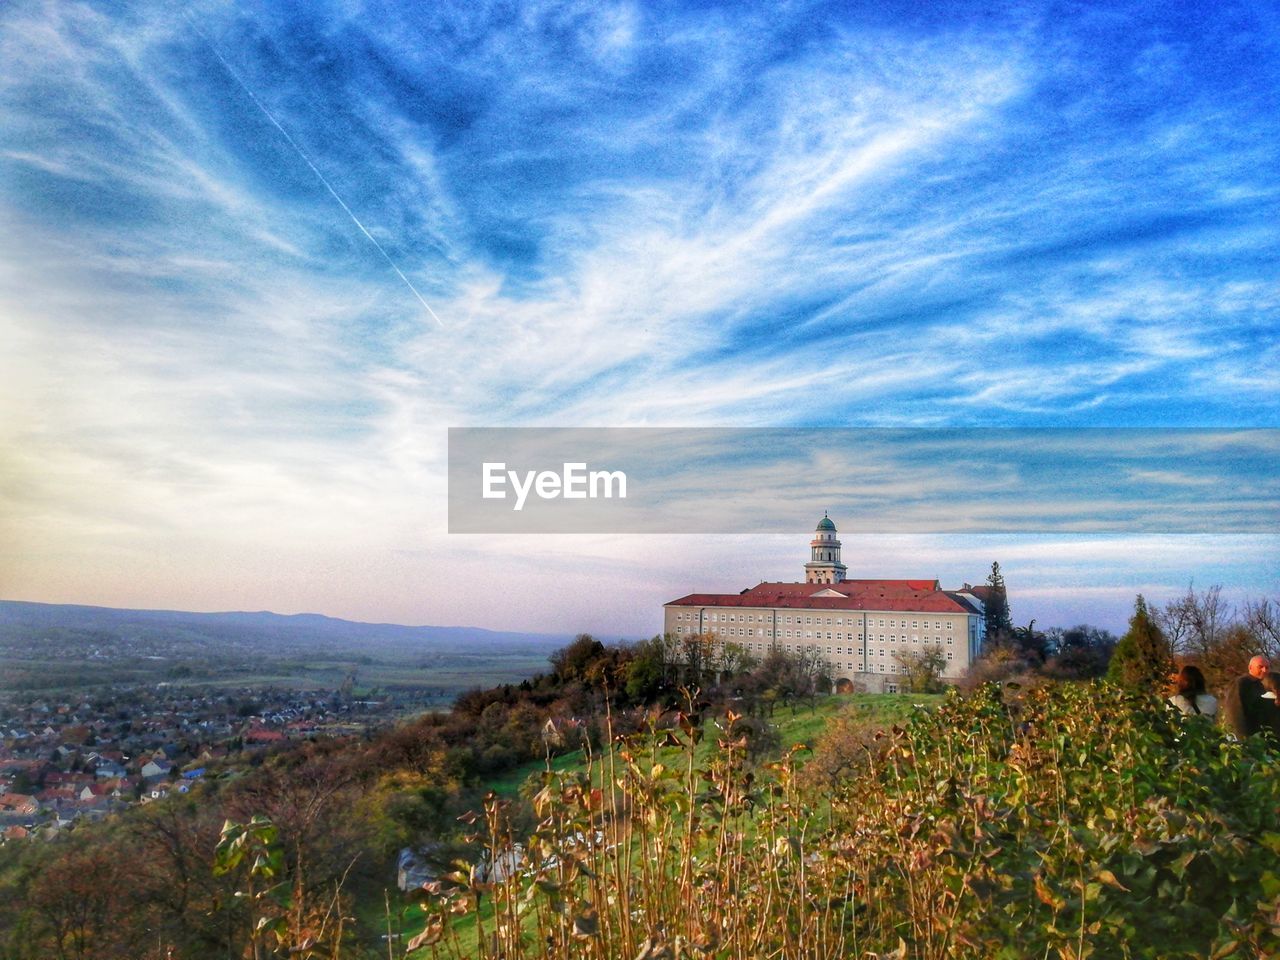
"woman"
1167,664,1218,719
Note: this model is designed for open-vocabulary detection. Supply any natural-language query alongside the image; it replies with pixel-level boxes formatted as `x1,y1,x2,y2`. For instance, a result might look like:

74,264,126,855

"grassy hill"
388,683,1280,960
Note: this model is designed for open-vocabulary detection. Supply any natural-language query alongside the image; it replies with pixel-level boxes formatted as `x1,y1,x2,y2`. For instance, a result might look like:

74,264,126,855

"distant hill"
0,600,574,662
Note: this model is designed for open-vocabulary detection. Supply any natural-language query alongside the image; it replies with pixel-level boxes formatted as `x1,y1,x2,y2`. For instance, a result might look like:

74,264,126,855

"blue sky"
1,0,1277,635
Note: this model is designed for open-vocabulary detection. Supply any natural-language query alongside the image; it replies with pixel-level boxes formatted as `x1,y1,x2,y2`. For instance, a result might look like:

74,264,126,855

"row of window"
673,611,954,630
674,624,955,647
716,640,954,666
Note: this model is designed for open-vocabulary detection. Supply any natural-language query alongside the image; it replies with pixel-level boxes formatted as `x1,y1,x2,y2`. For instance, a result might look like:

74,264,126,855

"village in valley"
0,684,396,842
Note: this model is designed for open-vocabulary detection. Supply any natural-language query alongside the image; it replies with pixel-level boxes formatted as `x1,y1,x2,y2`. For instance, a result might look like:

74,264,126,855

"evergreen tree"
1107,595,1174,690
984,561,1013,640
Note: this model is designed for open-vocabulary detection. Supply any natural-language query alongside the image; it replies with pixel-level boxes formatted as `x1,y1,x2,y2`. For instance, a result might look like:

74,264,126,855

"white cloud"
2,0,1277,630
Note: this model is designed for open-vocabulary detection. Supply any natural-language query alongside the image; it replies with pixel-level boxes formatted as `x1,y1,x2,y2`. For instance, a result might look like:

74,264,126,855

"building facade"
662,516,987,693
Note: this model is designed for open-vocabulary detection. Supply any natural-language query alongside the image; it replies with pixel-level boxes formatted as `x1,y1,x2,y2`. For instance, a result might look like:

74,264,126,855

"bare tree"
1242,597,1280,659
794,645,832,710
1158,583,1233,660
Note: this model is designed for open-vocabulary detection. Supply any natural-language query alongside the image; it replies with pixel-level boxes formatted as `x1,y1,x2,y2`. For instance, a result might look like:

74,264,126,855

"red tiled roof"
0,794,38,814
665,580,975,614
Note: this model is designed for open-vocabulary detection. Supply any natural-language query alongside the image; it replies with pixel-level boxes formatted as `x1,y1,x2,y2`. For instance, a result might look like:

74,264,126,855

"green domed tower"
804,513,846,584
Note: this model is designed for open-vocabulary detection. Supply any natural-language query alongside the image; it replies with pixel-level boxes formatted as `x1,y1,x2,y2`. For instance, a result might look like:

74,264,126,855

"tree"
895,646,947,693
1243,597,1280,659
1107,595,1173,690
1157,583,1231,660
984,562,1013,642
678,632,719,686
716,641,756,680
623,638,666,703
549,634,606,683
29,844,130,960
1044,624,1116,679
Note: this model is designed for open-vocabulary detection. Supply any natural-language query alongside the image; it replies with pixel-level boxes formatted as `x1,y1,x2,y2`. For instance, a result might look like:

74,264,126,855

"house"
141,759,172,780
142,782,172,802
397,846,444,891
0,794,38,816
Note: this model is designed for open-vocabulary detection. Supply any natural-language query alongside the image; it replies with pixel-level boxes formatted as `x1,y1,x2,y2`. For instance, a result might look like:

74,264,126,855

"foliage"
404,682,1280,960
1108,595,1174,691
214,816,352,960
1043,625,1116,680
13,614,1280,960
1158,584,1279,692
547,635,606,684
894,646,948,693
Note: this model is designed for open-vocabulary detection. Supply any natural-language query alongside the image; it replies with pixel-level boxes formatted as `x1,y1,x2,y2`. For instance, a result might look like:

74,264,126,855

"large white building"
662,515,988,693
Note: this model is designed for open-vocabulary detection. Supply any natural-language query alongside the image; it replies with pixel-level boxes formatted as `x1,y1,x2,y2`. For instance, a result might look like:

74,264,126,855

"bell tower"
804,513,847,584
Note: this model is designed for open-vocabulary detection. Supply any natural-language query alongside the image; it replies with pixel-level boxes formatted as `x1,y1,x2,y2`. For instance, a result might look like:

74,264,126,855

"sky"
1,0,1277,637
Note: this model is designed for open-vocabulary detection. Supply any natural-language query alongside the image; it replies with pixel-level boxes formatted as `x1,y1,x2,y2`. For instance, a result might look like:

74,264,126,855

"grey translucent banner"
447,428,1280,534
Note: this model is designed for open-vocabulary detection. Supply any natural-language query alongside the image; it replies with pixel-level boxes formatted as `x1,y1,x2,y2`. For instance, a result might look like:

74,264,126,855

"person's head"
1260,672,1280,699
1174,664,1206,698
1249,656,1270,680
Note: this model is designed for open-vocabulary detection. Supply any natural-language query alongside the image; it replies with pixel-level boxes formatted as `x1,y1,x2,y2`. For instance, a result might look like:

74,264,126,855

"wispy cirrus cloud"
1,0,1277,629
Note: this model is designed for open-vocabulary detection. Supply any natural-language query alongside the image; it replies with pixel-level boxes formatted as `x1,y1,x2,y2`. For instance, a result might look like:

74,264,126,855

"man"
1222,655,1271,739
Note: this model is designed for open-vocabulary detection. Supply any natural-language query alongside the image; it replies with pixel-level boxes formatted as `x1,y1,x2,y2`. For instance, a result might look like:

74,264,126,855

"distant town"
0,600,568,843
0,682,399,841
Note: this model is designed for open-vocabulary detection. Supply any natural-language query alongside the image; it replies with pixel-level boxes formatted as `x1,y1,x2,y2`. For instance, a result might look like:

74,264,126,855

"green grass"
487,693,942,799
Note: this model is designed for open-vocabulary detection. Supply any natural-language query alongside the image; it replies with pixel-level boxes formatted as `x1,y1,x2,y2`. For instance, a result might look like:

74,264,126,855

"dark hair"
1174,664,1206,698
1173,665,1207,714
1261,672,1280,698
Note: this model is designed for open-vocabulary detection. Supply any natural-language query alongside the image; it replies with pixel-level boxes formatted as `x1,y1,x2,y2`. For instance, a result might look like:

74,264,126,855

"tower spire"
804,514,846,584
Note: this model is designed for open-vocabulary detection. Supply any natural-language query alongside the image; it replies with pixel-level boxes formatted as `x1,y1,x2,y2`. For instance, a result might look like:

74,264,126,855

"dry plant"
404,684,1280,960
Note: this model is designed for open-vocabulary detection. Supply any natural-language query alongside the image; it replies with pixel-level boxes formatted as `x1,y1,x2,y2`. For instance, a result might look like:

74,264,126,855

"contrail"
184,13,443,327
